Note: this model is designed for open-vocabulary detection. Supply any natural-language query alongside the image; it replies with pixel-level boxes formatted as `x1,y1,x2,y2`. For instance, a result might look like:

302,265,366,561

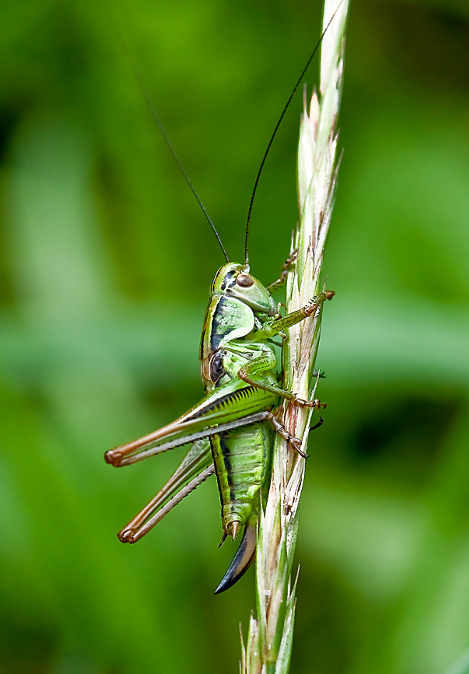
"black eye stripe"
221,270,236,290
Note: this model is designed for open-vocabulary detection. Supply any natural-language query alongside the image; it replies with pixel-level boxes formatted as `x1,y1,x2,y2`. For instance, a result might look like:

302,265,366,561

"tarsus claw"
294,397,327,409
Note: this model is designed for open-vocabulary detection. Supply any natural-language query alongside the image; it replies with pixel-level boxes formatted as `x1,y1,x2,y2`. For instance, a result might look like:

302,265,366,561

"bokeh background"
1,0,469,672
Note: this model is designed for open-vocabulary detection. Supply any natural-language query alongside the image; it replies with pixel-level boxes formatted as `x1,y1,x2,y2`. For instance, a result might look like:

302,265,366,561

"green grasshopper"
105,25,335,594
106,265,333,592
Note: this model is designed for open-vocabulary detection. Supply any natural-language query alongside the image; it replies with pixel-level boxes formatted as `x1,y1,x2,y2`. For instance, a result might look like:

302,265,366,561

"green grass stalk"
241,1,349,671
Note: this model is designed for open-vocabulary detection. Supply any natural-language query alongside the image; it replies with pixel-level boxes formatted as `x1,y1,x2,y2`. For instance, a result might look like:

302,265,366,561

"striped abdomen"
210,422,272,537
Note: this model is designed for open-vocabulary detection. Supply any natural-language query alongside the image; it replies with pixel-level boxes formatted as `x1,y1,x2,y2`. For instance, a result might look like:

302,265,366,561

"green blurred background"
1,0,469,672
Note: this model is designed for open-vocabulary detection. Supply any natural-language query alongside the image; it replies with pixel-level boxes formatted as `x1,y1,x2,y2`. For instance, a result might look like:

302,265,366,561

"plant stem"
242,1,349,671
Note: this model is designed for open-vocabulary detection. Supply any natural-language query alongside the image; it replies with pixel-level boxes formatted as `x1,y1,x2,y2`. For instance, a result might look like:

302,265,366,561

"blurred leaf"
1,1,468,673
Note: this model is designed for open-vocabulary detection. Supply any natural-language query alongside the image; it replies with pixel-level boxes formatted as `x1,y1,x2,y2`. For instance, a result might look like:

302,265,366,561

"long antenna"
124,47,230,264
244,1,344,266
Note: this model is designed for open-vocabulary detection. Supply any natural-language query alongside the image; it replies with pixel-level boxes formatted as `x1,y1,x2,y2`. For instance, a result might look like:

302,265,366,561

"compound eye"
236,273,254,288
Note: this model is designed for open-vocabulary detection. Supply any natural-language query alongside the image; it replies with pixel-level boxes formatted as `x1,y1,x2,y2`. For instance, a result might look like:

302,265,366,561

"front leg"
266,248,298,291
254,290,335,341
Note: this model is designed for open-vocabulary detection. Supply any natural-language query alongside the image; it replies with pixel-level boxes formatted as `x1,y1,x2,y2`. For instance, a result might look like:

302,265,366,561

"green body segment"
211,422,272,534
199,263,280,538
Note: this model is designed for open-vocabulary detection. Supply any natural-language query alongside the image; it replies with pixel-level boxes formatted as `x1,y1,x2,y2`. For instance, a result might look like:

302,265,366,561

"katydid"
106,18,337,594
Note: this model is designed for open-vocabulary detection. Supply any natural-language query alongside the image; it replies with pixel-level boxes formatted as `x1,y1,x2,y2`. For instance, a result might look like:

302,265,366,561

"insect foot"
267,413,308,457
309,417,324,432
266,247,300,291
291,439,308,458
302,289,335,318
293,396,327,409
